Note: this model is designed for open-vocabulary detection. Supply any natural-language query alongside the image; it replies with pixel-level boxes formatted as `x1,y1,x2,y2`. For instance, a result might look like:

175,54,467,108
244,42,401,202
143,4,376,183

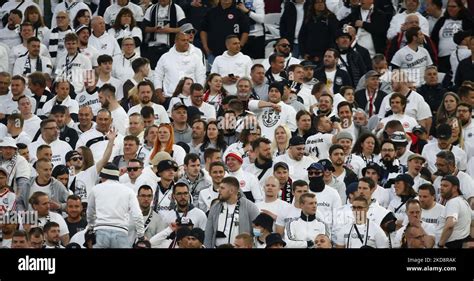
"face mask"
253,228,261,237
309,176,325,193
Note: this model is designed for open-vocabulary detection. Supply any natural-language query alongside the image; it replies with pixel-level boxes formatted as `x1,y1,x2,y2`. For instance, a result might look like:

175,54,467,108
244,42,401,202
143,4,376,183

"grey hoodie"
16,177,70,211
204,196,259,248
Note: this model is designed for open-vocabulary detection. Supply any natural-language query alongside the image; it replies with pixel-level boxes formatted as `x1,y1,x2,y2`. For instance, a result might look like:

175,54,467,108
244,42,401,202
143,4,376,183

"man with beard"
315,94,335,118
50,105,79,148
292,110,317,141
287,65,317,112
98,84,128,136
250,64,268,101
329,144,358,189
305,116,340,161
188,119,206,155
378,140,407,187
76,25,99,68
161,181,207,230
438,175,472,248
221,110,239,145
264,53,288,84
417,183,446,240
422,123,467,173
432,151,474,204
43,222,65,248
179,153,210,203
65,195,87,237
313,49,352,96
457,103,474,160
272,162,293,204
275,136,314,182
262,38,301,71
306,162,342,228
406,154,430,192
334,29,367,87
226,152,263,203
244,138,273,187
13,37,52,76
204,176,259,248
128,80,170,125
198,162,225,213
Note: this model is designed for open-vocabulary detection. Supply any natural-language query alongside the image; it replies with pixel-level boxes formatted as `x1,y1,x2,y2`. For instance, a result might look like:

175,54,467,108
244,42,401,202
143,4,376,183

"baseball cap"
65,150,81,162
436,123,452,140
393,174,414,187
408,153,425,163
441,175,460,188
365,70,381,79
300,60,317,69
180,23,195,34
335,29,352,40
318,159,335,172
172,102,187,111
412,125,426,134
289,136,305,146
273,162,289,171
361,162,382,177
307,162,324,171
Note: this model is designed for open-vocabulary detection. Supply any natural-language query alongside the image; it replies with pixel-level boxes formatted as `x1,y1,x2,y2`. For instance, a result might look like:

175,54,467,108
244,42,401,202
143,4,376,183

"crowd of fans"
0,0,473,249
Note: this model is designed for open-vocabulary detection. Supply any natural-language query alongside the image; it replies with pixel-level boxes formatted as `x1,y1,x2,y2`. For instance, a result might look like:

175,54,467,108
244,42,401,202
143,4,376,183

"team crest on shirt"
239,180,245,188
405,54,413,61
101,44,108,50
228,14,234,19
262,109,280,127
335,77,342,85
79,95,86,103
403,122,409,129
469,133,473,138
3,198,8,204
65,137,70,142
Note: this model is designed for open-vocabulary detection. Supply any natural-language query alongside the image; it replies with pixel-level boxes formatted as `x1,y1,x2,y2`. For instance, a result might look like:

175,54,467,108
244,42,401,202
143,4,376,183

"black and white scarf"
49,25,73,59
149,2,178,45
22,53,43,75
0,153,18,187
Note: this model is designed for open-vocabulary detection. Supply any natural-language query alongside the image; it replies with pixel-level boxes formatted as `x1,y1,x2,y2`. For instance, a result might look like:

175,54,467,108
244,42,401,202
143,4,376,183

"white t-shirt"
75,89,101,116
249,100,297,140
310,185,343,226
143,4,186,46
215,203,238,247
256,199,293,227
28,137,73,167
228,169,263,203
104,2,144,25
28,179,52,205
378,91,432,122
88,32,122,57
391,46,433,86
422,202,446,241
23,115,42,139
111,106,129,136
54,52,93,94
37,211,69,237
421,142,467,173
379,113,419,133
444,196,471,242
433,172,474,202
75,165,98,203
305,132,334,160
128,103,170,125
325,70,337,94
438,19,463,57
97,76,124,101
274,154,314,182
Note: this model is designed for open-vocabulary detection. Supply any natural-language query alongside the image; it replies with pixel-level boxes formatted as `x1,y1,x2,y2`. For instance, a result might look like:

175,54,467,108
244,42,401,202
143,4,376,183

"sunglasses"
308,170,323,176
127,167,142,172
71,157,82,161
351,205,367,210
185,30,196,34
278,44,290,48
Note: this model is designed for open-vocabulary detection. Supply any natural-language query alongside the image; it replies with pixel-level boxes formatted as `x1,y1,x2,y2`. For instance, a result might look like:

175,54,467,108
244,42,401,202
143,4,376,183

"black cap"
441,175,460,188
300,60,317,69
345,182,359,197
289,136,305,146
189,228,205,244
453,30,471,45
393,174,414,187
268,82,284,95
172,102,187,111
176,227,192,241
274,162,289,171
83,228,96,247
362,162,382,177
436,123,452,139
253,213,274,232
318,159,335,172
265,233,286,248
413,125,426,134
187,106,205,120
157,159,179,173
65,150,81,162
335,29,352,40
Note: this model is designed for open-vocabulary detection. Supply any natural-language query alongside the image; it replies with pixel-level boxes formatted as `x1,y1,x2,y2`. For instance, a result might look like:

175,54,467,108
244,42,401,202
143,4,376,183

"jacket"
416,83,447,114
454,57,474,89
313,67,352,94
204,196,259,248
298,13,339,60
284,212,329,248
353,43,372,70
385,33,438,64
354,88,388,116
17,177,70,211
342,6,389,54
338,48,368,87
179,170,212,203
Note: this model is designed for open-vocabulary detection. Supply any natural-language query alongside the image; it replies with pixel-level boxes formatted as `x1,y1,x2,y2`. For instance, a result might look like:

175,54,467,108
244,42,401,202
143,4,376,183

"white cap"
0,137,17,149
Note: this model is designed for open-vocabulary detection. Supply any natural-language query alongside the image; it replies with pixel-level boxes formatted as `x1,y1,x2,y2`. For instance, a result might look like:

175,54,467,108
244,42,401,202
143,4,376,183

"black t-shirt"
200,5,250,56
66,217,88,238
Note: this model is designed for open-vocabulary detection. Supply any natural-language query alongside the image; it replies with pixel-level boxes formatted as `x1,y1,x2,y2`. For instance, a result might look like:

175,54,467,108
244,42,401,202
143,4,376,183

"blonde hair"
271,125,291,155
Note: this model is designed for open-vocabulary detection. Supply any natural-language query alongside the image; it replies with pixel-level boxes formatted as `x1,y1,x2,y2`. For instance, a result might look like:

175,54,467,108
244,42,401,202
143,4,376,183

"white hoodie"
211,51,253,95
154,46,206,97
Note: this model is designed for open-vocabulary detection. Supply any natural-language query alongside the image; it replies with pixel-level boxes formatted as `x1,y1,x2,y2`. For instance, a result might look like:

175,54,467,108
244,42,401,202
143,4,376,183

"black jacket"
353,43,372,70
416,83,447,115
298,13,339,61
313,67,352,95
354,88,388,116
454,57,474,90
343,167,359,189
338,48,367,87
386,33,438,64
431,15,474,56
279,1,310,45
341,6,389,54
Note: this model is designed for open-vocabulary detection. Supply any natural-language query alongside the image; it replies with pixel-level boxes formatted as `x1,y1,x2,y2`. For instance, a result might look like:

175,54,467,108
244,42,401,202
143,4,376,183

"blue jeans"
94,229,131,249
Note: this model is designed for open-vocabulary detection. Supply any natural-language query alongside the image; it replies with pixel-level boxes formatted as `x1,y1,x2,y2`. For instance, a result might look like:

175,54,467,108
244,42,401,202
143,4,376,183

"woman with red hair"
149,124,186,166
